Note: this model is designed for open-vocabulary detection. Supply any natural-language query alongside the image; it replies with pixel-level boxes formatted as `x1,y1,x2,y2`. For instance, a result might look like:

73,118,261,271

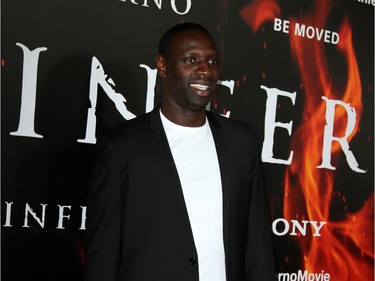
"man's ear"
156,54,167,78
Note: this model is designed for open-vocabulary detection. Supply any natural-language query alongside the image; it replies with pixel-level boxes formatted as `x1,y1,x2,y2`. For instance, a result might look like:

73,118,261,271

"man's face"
157,30,221,112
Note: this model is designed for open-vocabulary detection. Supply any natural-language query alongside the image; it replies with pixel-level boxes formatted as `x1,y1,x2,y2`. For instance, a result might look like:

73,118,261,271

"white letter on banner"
317,96,365,173
299,270,308,281
290,220,309,236
294,23,306,37
272,218,289,236
331,32,340,44
142,0,162,9
278,273,288,281
310,221,326,236
118,0,139,3
216,80,235,118
217,80,235,95
261,85,296,165
57,205,71,229
22,203,48,228
78,57,136,144
10,43,47,138
171,0,191,15
140,64,158,113
79,206,87,230
274,18,282,31
3,202,14,227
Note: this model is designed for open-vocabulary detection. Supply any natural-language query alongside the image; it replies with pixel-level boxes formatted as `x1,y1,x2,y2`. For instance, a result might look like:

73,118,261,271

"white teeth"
191,84,209,90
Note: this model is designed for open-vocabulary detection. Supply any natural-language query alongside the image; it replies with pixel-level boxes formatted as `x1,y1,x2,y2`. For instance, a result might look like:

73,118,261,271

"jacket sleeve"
84,136,125,281
245,134,277,281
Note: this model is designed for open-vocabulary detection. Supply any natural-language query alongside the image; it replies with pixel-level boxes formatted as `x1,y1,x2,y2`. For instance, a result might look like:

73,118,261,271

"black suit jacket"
84,108,276,281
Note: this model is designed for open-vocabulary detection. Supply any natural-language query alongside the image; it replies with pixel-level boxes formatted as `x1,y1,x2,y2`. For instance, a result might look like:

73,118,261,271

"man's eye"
208,58,218,65
184,57,196,64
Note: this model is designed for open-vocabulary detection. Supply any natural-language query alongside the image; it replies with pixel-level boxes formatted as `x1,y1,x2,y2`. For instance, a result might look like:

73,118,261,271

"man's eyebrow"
183,49,219,56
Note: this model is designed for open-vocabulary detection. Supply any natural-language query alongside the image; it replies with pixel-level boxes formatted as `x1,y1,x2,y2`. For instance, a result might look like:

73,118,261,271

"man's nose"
196,61,212,77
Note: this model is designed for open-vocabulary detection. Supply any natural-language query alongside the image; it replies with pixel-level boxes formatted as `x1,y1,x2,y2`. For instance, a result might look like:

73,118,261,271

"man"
84,23,276,281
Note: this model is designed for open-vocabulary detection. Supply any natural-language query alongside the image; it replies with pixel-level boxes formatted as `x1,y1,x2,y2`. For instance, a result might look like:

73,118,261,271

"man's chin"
189,98,212,111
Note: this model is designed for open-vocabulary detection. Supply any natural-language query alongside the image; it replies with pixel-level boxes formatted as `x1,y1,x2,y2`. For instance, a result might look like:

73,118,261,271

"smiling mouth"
190,82,214,92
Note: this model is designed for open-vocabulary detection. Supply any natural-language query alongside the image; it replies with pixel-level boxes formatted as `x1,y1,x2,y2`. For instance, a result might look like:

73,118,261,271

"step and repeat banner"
2,0,374,280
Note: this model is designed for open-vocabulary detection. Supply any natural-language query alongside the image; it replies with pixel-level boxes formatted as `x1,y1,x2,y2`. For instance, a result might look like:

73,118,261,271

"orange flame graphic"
241,0,374,280
241,0,281,31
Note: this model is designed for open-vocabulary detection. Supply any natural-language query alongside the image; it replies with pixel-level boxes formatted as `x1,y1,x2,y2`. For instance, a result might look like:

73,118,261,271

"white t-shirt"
160,111,226,281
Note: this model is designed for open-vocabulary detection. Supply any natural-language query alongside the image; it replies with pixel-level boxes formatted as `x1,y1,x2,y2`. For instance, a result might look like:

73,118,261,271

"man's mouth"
190,83,210,91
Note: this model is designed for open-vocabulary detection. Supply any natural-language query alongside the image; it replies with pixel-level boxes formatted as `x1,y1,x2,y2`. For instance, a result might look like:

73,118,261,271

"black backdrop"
2,0,374,280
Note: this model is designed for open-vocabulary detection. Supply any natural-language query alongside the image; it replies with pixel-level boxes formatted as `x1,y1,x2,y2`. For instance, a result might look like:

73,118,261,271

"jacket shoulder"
207,111,257,136
98,111,155,146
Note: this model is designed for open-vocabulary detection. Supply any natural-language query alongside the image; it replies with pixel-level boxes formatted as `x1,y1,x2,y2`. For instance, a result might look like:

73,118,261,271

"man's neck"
160,104,206,127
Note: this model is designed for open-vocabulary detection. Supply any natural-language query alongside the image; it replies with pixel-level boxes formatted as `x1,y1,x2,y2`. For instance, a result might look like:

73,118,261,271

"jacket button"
189,258,196,265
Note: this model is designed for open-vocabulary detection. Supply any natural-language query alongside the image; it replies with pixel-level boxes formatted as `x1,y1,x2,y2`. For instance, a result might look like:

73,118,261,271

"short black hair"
158,23,213,60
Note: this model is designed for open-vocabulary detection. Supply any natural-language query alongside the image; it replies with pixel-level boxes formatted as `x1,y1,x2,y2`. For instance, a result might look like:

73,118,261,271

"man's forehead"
171,30,217,53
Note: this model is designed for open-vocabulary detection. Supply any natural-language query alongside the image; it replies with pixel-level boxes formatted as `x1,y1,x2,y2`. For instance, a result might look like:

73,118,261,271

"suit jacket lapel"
207,112,230,258
147,108,230,258
148,108,197,249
